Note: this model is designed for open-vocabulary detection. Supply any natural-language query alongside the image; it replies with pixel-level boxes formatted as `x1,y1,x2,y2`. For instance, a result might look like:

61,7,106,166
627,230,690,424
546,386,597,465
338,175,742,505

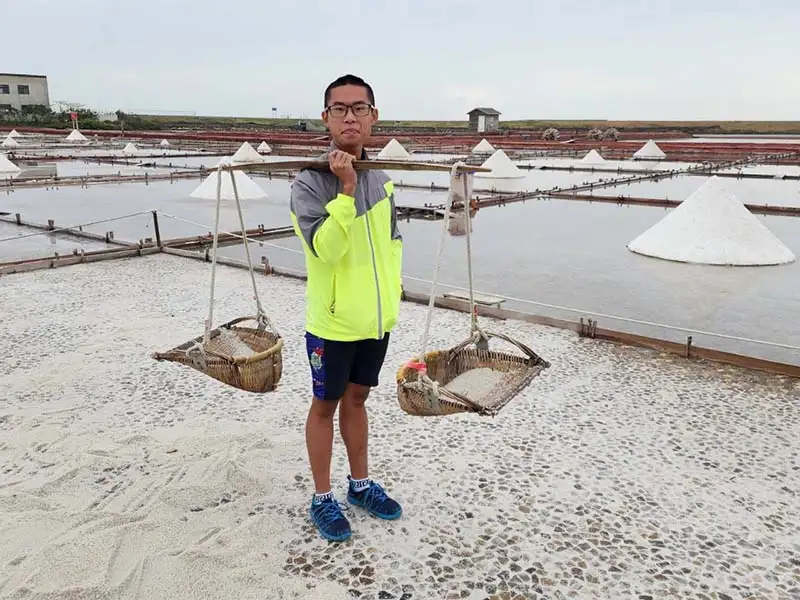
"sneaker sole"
347,496,402,520
308,509,352,542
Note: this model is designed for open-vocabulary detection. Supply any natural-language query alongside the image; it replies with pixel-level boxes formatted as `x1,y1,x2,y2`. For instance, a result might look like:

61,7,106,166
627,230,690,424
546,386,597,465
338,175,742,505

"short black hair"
324,74,375,108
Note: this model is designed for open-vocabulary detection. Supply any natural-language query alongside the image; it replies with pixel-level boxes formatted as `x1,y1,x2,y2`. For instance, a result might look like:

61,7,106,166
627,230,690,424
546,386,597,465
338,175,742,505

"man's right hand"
329,150,357,197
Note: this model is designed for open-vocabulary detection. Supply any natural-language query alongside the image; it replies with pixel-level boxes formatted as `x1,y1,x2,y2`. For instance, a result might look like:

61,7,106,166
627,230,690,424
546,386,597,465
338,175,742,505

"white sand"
1,254,797,599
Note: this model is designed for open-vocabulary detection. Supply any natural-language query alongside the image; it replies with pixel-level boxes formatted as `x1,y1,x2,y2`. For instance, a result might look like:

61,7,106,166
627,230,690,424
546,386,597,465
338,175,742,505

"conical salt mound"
257,141,272,154
8,129,20,138
123,142,138,154
581,149,605,163
65,129,87,142
232,141,265,164
472,138,495,154
2,136,19,148
160,139,170,147
627,176,795,266
633,140,666,160
376,138,410,160
0,153,21,173
475,149,524,179
191,157,268,201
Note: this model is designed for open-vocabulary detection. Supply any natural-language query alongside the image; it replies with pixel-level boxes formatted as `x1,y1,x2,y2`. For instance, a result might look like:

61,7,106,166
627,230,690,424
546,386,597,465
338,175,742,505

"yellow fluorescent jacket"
289,151,403,342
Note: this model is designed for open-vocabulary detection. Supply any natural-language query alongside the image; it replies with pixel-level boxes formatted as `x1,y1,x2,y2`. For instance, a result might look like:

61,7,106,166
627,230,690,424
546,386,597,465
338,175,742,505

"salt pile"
212,328,257,357
632,139,666,160
190,157,267,200
376,138,410,160
627,176,796,266
65,129,87,142
475,149,524,179
122,142,138,154
160,138,170,147
1,135,19,148
445,367,506,401
581,149,605,163
257,141,272,153
471,138,495,154
0,152,21,173
8,128,21,138
232,141,265,164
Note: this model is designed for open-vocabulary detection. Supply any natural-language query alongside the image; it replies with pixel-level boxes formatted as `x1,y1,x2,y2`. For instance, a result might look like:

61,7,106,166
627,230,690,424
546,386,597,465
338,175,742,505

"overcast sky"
7,0,800,121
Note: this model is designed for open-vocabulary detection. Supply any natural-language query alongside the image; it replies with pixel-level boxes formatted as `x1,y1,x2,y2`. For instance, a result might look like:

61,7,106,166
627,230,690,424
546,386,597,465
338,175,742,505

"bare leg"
305,397,339,494
339,383,370,481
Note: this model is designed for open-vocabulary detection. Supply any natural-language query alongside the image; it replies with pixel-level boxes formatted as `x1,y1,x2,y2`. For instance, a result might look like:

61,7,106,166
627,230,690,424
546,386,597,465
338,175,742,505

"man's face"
322,84,378,150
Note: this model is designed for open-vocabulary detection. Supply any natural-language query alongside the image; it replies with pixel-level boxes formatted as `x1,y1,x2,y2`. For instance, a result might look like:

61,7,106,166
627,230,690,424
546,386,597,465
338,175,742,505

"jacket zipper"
363,183,383,339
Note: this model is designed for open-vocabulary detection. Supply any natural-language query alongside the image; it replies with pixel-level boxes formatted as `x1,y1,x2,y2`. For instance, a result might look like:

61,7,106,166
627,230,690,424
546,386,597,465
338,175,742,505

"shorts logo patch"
305,333,327,400
309,347,323,372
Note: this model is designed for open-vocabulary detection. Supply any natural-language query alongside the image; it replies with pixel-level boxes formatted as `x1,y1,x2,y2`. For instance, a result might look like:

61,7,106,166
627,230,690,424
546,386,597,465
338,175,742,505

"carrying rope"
408,162,495,411
203,166,224,345
417,161,487,360
200,166,276,352
417,161,462,361
460,163,489,351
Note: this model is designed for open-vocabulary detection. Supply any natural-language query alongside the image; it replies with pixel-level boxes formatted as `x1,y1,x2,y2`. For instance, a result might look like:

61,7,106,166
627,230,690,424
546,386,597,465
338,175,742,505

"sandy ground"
0,254,798,600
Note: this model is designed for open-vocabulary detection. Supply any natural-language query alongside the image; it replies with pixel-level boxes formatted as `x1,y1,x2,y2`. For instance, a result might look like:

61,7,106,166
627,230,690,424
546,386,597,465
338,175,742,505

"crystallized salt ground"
1,254,797,600
212,327,257,357
444,367,507,401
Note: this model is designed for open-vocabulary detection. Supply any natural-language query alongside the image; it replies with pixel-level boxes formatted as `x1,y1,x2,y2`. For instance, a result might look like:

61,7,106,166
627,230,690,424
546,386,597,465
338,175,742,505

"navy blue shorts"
305,332,390,401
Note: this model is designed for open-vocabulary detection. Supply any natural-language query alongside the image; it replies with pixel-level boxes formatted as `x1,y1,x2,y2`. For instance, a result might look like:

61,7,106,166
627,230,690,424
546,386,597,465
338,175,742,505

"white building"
0,73,50,112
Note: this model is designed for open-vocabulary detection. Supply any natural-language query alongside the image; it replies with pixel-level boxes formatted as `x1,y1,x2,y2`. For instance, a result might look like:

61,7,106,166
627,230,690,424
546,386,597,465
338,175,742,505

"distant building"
0,73,50,112
467,107,501,133
96,111,120,122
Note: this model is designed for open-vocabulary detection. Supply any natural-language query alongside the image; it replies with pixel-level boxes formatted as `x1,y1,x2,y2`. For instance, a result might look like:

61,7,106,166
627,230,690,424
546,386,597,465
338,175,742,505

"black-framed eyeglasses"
325,102,373,118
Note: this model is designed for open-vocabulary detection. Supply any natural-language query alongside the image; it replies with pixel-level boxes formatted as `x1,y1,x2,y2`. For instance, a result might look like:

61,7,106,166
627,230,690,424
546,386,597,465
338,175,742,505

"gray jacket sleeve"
290,173,326,255
290,170,356,265
388,185,402,241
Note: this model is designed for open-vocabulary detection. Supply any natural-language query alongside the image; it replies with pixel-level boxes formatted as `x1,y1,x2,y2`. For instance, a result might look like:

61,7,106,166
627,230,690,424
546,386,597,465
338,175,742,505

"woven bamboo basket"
152,316,283,393
396,331,549,417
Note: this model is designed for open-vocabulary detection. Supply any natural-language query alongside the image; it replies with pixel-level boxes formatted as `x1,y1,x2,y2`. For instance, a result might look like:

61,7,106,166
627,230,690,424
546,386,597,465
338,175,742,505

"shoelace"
359,482,389,508
314,499,348,527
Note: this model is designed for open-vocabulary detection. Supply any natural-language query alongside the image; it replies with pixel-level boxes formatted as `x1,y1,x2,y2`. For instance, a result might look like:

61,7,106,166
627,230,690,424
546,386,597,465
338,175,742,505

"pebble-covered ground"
0,254,798,600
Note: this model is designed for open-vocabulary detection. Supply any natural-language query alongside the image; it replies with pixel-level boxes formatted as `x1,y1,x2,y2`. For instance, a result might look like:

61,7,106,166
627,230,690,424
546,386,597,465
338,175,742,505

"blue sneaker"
346,476,402,520
309,495,352,542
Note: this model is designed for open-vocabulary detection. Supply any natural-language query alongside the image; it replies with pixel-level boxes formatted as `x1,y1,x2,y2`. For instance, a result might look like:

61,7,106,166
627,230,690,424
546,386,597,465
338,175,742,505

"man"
289,74,404,542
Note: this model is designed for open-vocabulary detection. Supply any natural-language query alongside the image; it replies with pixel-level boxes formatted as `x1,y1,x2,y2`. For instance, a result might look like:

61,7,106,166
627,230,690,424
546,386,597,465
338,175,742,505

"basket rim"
152,315,283,366
396,347,543,384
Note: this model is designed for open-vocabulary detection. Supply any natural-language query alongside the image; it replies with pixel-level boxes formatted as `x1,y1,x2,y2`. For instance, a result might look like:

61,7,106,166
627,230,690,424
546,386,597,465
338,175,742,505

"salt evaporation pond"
670,136,800,144
0,177,292,243
2,166,798,366
215,198,800,366
53,160,173,178
0,221,115,260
